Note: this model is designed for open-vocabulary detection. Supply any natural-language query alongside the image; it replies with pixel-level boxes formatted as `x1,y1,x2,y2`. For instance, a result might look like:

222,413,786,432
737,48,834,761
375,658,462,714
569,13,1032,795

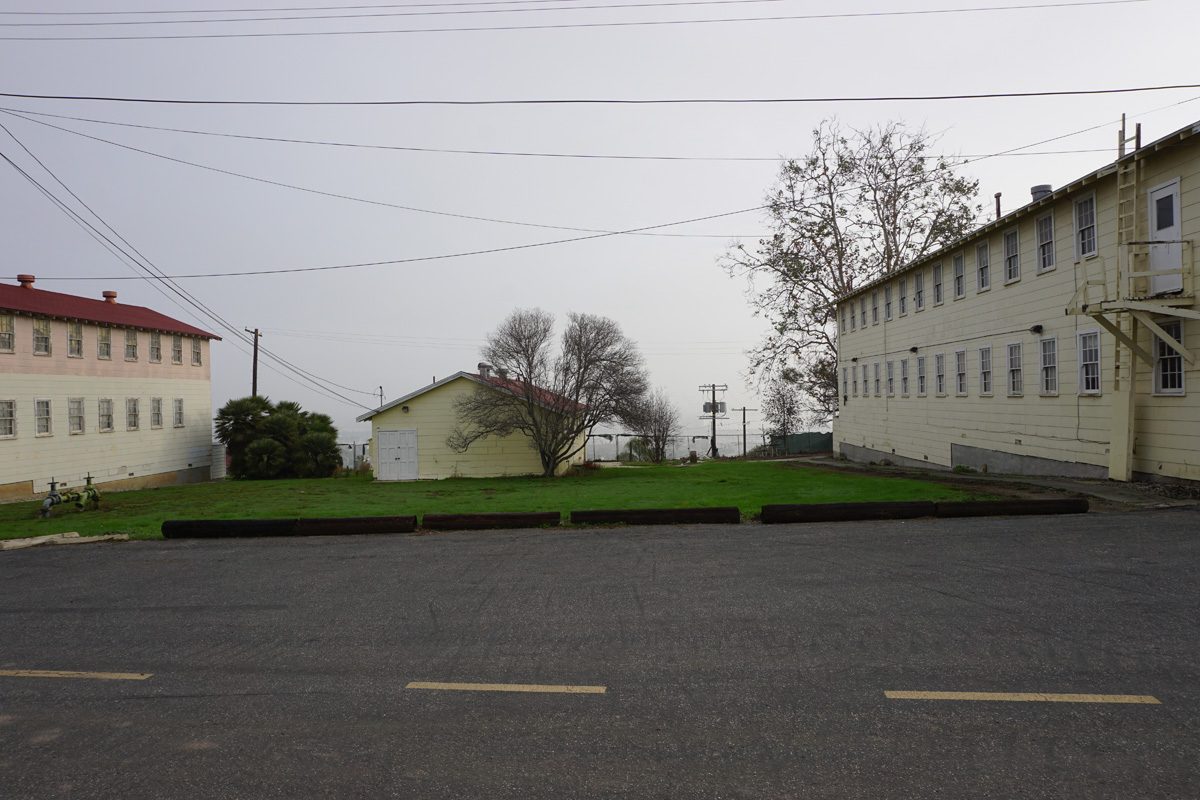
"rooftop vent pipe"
477,362,492,378
103,291,118,303
17,274,34,289
1031,184,1053,202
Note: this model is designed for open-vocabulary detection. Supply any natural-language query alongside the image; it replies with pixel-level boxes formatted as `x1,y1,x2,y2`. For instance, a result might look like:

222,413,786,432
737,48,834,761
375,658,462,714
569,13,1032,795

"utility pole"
244,328,262,396
378,386,385,407
698,383,728,458
730,407,758,457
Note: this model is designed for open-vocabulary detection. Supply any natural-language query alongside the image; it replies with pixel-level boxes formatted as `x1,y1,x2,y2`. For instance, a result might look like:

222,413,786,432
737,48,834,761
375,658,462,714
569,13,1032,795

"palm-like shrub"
215,397,342,480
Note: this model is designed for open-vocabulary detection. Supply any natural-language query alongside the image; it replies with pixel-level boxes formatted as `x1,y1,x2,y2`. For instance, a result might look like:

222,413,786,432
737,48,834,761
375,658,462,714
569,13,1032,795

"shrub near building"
215,396,342,480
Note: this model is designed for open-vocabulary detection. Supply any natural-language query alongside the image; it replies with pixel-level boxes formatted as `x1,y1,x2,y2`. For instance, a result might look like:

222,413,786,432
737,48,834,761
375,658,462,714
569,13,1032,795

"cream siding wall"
368,376,586,479
1,315,213,497
834,141,1199,482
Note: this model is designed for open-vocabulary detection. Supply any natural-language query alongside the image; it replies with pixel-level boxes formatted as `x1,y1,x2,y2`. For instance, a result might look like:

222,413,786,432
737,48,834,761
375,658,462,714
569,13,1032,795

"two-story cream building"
834,119,1199,484
0,275,220,501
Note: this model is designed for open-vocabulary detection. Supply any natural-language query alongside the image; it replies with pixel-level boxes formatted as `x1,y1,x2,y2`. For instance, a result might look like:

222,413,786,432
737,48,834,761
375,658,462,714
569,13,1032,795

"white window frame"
1039,336,1058,396
917,356,927,396
852,365,858,396
886,360,895,396
898,278,907,316
1007,342,1024,397
914,271,925,311
900,357,909,396
1036,212,1056,273
124,329,138,361
126,397,140,431
955,350,967,396
69,397,85,435
1153,320,1186,396
0,399,15,438
0,314,13,353
68,321,84,358
860,298,867,328
151,397,164,429
1003,228,1021,283
952,254,965,300
842,368,848,398
935,353,946,397
35,398,52,437
33,318,52,356
172,334,183,365
885,286,893,321
978,346,993,397
840,306,847,334
191,338,203,366
1074,193,1098,260
149,331,162,363
872,292,880,325
933,263,944,305
849,303,856,332
976,242,991,292
97,327,112,360
1077,330,1101,396
98,398,114,433
173,398,185,427
873,362,881,396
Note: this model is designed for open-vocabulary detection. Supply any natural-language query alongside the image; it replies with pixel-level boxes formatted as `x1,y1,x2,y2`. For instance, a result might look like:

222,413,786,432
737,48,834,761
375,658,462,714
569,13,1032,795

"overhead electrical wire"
0,0,1148,40
0,0,605,15
4,81,1195,106
0,123,375,408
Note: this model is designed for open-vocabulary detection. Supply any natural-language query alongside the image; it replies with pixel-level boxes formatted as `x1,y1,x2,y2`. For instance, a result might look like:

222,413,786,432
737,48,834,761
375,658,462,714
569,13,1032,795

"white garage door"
377,429,418,481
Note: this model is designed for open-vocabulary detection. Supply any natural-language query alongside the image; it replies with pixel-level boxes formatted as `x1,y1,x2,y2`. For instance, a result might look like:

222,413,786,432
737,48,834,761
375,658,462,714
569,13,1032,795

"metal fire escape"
1066,118,1199,480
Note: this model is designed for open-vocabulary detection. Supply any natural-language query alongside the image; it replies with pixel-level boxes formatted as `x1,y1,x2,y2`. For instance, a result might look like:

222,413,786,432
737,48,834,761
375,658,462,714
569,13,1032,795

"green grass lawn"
0,460,993,540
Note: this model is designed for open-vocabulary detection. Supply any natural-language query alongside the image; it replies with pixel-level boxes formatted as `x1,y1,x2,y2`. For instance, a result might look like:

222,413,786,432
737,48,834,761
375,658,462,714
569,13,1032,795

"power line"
0,0,663,15
0,0,1148,40
0,106,1122,162
4,80,1194,106
0,108,761,239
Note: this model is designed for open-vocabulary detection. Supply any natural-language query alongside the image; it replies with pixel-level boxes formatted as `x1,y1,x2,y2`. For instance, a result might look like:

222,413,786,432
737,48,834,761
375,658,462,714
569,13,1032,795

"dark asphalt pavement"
1,508,1198,798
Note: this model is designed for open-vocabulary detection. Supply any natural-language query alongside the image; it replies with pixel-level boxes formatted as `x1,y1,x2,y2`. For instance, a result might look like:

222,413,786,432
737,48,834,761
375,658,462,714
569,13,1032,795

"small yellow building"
834,118,1200,484
357,366,587,480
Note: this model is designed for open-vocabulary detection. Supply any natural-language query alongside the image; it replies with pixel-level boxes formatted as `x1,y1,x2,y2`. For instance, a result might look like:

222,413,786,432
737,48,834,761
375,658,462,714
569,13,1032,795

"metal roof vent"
17,274,34,289
102,291,118,303
1031,184,1053,202
477,362,492,378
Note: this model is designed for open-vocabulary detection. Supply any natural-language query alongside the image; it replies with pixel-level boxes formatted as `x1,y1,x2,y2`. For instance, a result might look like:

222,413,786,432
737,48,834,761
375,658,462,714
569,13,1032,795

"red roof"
482,375,586,414
0,281,219,339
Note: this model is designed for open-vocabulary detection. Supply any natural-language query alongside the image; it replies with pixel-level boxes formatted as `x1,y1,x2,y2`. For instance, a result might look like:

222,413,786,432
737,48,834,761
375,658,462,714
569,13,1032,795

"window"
33,319,52,356
933,263,944,305
873,362,881,396
917,356,927,396
173,398,185,427
900,358,909,395
126,398,140,430
953,254,965,299
1036,213,1055,273
0,399,14,438
125,329,138,361
979,346,993,396
97,327,112,360
872,292,880,324
1153,320,1185,395
99,398,114,432
976,242,991,291
191,339,202,366
898,278,907,315
1078,331,1101,395
849,304,856,331
935,353,946,396
1040,337,1058,395
151,397,164,428
1007,343,1023,396
914,271,925,311
1004,229,1020,282
842,368,848,397
150,332,162,363
67,322,84,357
852,365,858,396
840,306,847,334
955,350,967,395
886,360,895,396
35,399,52,436
172,335,183,364
860,298,867,328
1075,195,1097,259
885,286,893,321
69,398,84,434
0,314,13,353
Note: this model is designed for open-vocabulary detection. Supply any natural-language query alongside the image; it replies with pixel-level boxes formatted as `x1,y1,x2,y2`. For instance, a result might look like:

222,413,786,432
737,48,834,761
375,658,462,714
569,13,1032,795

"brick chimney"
17,274,34,289
103,291,118,304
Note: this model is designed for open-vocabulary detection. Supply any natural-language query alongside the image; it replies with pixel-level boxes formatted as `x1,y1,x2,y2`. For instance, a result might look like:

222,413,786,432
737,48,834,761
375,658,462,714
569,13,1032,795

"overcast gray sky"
2,0,1197,454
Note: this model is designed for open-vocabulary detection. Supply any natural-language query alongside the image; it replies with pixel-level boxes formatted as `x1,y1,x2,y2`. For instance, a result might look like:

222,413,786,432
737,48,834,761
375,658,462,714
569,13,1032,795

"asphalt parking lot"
2,507,1198,798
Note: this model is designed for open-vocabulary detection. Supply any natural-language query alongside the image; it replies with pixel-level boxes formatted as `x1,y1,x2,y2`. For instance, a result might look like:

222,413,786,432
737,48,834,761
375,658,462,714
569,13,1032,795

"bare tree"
447,309,649,477
761,373,803,454
721,119,980,423
626,387,681,463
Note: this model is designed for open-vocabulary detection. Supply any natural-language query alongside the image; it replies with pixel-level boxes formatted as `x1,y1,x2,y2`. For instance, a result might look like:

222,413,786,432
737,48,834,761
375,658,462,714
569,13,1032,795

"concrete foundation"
950,443,1107,480
838,442,951,471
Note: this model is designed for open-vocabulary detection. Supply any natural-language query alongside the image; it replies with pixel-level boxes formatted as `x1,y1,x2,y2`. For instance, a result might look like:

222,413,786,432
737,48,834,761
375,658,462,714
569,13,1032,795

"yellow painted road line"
0,670,151,681
885,691,1159,704
406,681,605,694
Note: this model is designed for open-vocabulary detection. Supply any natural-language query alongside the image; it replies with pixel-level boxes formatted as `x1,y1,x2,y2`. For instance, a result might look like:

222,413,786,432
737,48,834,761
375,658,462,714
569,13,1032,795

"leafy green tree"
215,397,342,480
722,119,980,422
